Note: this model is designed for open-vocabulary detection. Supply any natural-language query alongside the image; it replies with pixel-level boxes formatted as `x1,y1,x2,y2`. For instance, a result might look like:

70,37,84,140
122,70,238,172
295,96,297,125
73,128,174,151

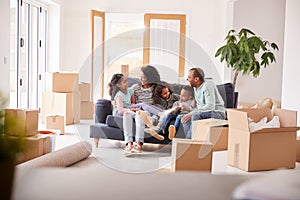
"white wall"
0,0,10,98
59,0,227,83
232,0,286,103
282,0,300,126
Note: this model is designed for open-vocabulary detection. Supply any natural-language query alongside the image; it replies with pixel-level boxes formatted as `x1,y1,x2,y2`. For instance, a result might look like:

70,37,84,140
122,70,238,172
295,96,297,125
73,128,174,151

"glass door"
10,0,47,110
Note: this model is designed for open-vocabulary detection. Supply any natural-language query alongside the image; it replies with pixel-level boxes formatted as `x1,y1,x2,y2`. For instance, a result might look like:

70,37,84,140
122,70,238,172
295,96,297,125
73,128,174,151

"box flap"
273,108,297,127
237,108,273,122
227,109,250,132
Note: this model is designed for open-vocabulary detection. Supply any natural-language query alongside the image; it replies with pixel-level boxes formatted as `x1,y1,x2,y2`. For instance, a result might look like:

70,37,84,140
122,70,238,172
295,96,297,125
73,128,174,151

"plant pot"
0,159,15,200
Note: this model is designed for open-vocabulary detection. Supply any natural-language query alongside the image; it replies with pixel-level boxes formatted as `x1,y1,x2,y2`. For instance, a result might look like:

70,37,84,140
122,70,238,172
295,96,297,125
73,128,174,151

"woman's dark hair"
108,73,124,100
152,81,172,105
140,65,161,85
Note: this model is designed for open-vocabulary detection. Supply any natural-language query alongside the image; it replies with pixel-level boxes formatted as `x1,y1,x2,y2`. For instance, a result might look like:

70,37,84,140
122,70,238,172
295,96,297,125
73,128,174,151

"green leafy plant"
215,28,279,88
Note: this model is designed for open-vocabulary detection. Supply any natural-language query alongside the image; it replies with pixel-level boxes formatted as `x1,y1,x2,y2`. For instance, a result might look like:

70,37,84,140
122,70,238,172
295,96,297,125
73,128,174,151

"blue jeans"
182,111,226,139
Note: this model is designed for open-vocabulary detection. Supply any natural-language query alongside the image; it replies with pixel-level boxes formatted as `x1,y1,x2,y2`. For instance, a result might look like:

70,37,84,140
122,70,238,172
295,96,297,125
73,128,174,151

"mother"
123,65,162,153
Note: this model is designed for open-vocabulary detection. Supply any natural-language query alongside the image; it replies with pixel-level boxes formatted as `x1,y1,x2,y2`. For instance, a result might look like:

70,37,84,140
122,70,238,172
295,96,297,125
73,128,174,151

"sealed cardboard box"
227,108,298,172
46,72,78,93
38,134,56,152
79,82,90,101
171,138,213,172
297,137,300,162
4,109,38,137
46,115,65,134
80,101,94,119
42,92,80,125
15,136,50,164
192,119,228,151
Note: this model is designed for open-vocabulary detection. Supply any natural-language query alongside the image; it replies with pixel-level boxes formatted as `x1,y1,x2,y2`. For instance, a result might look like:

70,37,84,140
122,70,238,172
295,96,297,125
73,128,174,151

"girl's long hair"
108,73,124,100
152,81,173,105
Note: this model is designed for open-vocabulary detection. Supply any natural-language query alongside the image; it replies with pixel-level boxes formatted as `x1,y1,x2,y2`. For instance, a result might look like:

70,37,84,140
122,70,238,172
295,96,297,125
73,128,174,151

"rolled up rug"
17,141,92,168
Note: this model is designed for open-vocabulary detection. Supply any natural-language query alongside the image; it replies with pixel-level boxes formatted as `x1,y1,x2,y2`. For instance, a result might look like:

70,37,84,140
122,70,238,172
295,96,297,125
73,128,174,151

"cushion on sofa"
106,115,124,130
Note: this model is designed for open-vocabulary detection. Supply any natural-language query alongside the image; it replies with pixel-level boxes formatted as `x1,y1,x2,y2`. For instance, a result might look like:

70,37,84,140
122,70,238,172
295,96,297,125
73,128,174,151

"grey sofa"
90,77,236,146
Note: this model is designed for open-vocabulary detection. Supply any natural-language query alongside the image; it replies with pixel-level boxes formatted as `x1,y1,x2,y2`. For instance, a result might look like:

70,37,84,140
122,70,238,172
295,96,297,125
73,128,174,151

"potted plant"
0,91,25,200
215,28,279,88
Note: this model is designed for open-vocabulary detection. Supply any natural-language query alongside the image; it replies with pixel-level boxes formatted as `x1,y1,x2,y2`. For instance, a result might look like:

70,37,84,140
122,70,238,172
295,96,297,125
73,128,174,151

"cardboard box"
42,92,80,125
227,108,298,172
192,119,228,151
80,101,94,119
171,138,213,172
4,109,38,137
79,82,90,101
297,137,300,162
46,72,78,93
15,136,50,164
46,115,65,134
38,133,56,152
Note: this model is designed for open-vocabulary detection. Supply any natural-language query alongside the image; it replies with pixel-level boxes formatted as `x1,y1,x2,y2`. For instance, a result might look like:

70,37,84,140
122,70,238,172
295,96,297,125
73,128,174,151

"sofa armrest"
95,99,112,123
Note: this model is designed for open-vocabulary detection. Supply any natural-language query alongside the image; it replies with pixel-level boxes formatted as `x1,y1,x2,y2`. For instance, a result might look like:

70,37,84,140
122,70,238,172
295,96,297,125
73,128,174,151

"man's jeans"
182,111,226,139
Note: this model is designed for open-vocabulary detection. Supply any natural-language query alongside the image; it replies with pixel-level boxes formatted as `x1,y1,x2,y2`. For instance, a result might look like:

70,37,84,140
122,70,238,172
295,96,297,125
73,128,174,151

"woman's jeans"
182,111,226,139
123,111,145,144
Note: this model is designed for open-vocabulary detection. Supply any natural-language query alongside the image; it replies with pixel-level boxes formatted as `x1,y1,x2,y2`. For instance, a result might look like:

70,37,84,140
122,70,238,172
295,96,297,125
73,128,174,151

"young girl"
108,73,144,153
108,73,136,116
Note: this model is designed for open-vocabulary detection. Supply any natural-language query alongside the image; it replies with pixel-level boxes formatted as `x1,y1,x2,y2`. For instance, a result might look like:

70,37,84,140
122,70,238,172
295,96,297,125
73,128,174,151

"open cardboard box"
192,118,228,151
227,108,299,172
171,138,213,172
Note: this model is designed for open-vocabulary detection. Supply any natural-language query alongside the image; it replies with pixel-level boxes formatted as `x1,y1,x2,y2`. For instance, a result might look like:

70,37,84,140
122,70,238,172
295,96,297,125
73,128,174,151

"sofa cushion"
106,115,124,130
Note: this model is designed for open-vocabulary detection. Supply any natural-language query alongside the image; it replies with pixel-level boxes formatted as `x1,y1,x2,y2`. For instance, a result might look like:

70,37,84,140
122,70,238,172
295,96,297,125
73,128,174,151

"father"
180,67,226,139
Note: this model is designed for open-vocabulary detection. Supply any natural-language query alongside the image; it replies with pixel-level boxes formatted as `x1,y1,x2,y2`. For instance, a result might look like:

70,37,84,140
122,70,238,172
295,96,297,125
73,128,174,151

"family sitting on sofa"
108,65,226,154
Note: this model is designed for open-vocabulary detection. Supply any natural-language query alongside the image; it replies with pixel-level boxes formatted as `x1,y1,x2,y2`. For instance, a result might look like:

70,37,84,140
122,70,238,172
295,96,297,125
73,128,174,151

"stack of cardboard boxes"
79,82,94,119
42,72,80,125
4,109,50,164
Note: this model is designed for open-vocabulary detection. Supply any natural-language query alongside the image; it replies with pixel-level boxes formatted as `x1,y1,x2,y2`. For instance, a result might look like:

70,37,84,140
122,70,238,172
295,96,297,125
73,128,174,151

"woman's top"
131,84,154,104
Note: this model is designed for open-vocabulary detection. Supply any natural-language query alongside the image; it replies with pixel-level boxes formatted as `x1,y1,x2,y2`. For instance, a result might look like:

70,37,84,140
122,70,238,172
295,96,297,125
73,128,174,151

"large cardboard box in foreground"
192,119,228,151
227,108,298,172
42,92,80,125
46,72,78,93
4,109,38,137
171,138,213,172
